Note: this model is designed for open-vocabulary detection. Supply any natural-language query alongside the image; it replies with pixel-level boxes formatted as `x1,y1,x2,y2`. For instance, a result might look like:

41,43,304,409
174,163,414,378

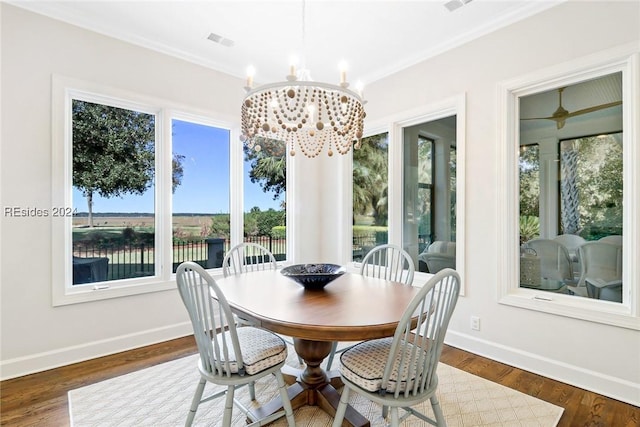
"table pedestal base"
248,338,370,427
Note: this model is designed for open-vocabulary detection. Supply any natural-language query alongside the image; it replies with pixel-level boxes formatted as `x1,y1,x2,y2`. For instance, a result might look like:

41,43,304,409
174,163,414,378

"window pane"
243,139,287,261
72,100,155,284
404,117,457,273
353,133,389,262
519,144,540,245
518,73,623,302
417,136,434,250
171,119,230,271
450,146,457,241
560,134,623,238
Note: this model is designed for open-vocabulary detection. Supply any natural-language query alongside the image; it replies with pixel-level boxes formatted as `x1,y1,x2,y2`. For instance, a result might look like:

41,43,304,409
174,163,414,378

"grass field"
73,215,214,228
72,215,223,281
73,215,216,238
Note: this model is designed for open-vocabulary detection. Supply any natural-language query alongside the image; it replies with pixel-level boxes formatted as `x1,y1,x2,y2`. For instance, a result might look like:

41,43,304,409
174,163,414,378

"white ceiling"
520,72,623,132
8,0,566,86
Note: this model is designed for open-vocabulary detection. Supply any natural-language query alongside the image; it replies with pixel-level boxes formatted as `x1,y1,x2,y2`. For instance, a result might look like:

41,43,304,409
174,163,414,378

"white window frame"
497,44,640,329
51,76,240,306
350,94,466,292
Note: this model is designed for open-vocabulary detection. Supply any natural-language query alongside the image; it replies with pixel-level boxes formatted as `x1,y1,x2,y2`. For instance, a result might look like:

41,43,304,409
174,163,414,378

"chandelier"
240,2,366,158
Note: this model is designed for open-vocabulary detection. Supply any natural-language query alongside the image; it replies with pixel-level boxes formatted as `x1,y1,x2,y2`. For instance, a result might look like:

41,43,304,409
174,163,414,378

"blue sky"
72,119,283,214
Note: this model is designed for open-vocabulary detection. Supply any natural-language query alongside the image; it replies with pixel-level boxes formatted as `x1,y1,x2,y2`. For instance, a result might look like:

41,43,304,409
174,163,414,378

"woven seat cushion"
340,337,427,393
213,327,287,375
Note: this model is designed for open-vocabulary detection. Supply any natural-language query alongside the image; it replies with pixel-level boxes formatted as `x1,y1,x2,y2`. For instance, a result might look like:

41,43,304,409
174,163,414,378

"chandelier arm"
239,0,366,158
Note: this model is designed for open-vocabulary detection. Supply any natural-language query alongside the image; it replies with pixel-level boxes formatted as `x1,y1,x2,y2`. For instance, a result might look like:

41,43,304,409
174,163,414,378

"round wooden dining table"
214,268,420,427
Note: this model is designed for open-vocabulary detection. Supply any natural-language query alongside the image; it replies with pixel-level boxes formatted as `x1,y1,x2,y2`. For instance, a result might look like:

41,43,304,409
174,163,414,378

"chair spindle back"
176,262,244,378
381,268,460,399
222,242,277,276
360,244,415,285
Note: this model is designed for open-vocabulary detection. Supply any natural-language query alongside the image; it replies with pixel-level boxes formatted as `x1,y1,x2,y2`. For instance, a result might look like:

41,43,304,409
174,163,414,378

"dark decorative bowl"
281,263,346,290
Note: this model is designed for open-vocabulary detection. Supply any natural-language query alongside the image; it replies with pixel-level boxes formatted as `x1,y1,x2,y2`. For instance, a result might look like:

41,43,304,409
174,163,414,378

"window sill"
53,278,177,306
499,288,640,330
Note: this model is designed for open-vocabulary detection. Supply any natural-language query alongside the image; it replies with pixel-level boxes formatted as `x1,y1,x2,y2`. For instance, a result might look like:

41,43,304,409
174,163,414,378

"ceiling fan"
521,87,622,130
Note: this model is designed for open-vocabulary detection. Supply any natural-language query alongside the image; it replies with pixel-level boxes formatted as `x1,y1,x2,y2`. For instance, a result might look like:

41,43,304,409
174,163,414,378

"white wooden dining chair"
359,243,415,284
222,242,278,277
326,244,415,371
332,268,461,427
222,242,278,329
222,242,303,373
176,262,296,427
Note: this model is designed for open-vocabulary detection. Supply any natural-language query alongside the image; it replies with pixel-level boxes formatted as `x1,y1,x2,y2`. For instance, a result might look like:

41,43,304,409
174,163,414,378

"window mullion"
229,126,244,246
157,109,172,281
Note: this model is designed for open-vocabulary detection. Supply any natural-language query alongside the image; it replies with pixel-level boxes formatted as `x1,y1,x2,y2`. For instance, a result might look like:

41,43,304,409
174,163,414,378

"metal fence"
72,235,287,284
352,231,388,261
73,232,430,283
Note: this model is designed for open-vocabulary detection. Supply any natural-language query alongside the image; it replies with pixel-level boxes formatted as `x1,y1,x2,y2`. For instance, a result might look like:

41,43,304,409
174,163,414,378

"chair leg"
186,378,206,426
249,380,256,400
430,394,446,426
390,406,400,427
382,405,388,419
274,371,296,427
332,386,350,427
222,385,235,427
326,341,339,370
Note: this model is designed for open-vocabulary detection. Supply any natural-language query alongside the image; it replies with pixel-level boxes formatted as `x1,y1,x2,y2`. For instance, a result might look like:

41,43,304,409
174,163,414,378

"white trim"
334,146,353,264
497,43,640,329
8,1,566,85
387,94,467,295
446,330,640,407
229,121,244,248
388,122,403,250
51,75,239,306
0,321,193,381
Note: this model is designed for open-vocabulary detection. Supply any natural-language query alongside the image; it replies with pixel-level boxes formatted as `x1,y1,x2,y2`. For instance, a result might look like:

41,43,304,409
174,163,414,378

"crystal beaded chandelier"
240,1,366,158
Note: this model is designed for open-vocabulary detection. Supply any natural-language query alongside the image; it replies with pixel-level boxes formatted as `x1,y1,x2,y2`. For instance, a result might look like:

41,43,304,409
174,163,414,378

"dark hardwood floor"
1,337,638,426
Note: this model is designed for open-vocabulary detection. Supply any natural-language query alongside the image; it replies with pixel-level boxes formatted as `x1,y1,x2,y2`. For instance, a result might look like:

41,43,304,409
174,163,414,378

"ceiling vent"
444,0,473,12
207,33,235,47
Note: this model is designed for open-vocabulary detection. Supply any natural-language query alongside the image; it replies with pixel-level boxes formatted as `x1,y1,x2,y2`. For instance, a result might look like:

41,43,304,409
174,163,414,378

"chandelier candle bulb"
241,0,364,157
339,60,348,84
246,66,255,89
240,70,366,157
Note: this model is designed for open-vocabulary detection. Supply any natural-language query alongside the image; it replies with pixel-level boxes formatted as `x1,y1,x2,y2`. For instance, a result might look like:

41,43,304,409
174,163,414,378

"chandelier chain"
240,0,366,158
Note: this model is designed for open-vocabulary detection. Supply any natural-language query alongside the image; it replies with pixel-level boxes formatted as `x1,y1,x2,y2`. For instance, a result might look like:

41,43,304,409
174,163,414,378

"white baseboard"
0,322,193,381
3,323,638,408
445,330,640,407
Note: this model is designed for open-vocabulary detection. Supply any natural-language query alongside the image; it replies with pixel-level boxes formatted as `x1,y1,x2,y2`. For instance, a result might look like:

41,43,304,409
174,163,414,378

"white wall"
361,1,640,405
1,1,639,406
0,4,244,377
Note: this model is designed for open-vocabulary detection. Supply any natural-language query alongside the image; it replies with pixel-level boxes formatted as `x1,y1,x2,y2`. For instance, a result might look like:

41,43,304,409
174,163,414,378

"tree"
172,153,185,193
244,207,285,236
209,214,230,237
519,144,540,219
243,135,391,227
572,135,623,237
353,134,389,226
72,100,184,226
243,138,286,201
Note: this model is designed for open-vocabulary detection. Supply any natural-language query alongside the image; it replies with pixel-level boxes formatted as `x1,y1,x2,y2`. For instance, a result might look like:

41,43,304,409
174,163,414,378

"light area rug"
68,345,563,427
